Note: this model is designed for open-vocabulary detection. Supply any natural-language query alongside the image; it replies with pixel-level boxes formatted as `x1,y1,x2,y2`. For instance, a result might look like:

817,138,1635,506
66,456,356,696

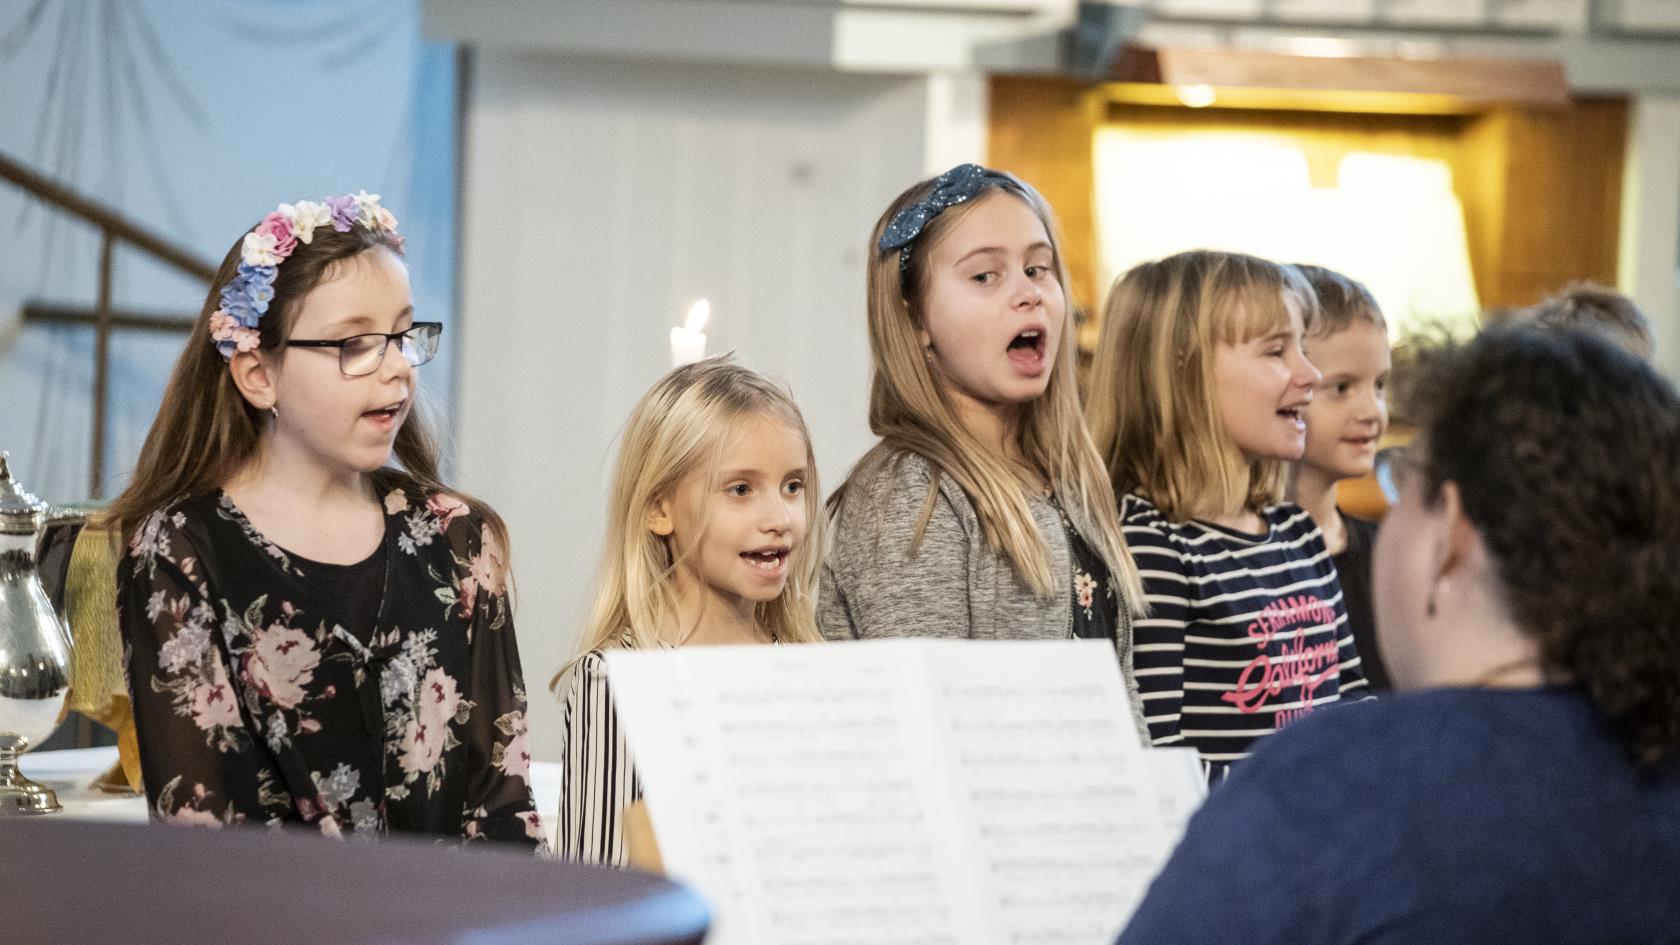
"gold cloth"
58,523,142,792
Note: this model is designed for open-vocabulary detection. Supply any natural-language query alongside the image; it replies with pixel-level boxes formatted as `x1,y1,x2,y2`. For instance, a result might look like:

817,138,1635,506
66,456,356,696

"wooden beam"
1116,47,1571,110
22,303,195,334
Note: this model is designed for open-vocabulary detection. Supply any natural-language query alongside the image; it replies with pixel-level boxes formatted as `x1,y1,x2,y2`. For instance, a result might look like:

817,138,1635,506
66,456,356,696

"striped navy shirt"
1122,494,1368,782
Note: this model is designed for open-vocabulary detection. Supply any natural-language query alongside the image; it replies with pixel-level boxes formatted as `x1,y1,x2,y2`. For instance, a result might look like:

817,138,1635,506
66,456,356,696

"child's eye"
784,480,804,496
1025,265,1050,279
726,483,751,497
1335,381,1351,395
971,271,998,286
1375,375,1390,391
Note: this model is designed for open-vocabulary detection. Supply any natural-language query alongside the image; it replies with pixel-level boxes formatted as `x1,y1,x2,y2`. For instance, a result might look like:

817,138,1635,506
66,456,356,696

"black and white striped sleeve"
1124,518,1194,749
555,651,640,867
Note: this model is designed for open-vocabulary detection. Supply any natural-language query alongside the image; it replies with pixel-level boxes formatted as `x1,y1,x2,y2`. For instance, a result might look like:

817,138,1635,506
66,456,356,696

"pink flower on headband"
232,327,261,353
375,206,397,231
254,212,297,260
209,310,238,343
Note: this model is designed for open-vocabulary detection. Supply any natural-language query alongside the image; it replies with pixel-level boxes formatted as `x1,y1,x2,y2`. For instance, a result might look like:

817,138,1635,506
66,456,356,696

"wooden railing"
0,150,214,499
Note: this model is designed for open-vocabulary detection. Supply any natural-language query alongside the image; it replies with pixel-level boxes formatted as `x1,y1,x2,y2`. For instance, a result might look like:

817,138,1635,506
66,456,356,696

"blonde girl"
111,193,542,843
819,164,1143,698
554,356,824,866
1088,249,1369,782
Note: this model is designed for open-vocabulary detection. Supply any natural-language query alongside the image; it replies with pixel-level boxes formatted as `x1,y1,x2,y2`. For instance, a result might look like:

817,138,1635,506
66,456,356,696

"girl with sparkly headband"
108,194,543,844
819,165,1146,728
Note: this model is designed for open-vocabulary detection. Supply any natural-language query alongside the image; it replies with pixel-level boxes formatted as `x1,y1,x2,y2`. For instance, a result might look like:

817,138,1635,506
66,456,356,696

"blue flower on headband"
219,263,276,325
877,163,1015,270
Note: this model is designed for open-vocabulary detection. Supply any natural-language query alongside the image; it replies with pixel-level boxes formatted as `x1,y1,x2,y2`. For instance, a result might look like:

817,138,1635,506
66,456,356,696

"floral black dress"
1054,496,1120,643
118,473,544,845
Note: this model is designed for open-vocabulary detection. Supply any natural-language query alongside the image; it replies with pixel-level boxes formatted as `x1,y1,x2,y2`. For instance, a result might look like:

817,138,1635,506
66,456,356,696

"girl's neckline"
214,489,389,571
1189,515,1274,543
1130,492,1276,543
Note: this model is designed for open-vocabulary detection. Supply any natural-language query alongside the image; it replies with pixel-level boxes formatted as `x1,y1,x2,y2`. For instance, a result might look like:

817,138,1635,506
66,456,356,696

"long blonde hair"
554,357,825,689
832,168,1141,607
107,216,509,561
1088,249,1317,522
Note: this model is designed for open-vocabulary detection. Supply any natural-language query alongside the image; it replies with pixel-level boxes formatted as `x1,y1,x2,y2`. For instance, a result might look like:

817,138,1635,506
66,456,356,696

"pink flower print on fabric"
1076,573,1097,612
190,657,242,731
456,523,507,620
243,623,320,709
399,668,462,776
427,492,468,533
471,526,508,598
493,709,531,782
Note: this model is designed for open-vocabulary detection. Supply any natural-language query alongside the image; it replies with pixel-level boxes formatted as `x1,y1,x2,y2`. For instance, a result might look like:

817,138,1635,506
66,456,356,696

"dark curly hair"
1410,325,1680,765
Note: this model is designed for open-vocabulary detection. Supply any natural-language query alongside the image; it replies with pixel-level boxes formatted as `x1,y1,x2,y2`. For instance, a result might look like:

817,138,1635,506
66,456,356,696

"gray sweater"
819,450,1131,657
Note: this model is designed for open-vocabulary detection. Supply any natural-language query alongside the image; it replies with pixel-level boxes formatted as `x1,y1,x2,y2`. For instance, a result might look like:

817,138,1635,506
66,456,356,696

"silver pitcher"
0,451,73,814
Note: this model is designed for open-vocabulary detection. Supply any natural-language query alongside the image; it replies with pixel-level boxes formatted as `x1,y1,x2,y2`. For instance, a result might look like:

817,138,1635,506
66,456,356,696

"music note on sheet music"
606,639,1207,945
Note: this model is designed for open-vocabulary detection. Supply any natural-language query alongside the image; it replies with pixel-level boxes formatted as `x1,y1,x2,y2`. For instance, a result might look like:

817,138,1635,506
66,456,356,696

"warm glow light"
1094,129,1481,340
1285,36,1359,59
671,299,711,367
1175,84,1217,108
684,298,710,334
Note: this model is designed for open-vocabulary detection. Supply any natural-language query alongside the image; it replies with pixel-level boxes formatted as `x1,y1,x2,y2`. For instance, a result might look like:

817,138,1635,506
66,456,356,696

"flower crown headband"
209,190,402,359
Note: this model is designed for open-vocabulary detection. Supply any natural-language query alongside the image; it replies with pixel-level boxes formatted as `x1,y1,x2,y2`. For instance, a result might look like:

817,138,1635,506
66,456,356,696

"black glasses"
285,322,442,377
1373,445,1425,505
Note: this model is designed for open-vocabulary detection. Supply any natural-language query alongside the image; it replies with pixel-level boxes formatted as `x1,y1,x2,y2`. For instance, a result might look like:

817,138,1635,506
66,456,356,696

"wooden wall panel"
987,76,1105,317
988,74,1629,329
1468,98,1627,310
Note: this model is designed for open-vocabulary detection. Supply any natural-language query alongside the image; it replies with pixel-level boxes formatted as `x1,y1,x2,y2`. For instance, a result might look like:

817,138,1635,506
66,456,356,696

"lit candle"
670,299,710,367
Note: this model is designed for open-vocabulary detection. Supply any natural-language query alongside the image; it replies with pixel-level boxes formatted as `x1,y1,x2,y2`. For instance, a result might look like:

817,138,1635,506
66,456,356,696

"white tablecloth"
19,747,564,832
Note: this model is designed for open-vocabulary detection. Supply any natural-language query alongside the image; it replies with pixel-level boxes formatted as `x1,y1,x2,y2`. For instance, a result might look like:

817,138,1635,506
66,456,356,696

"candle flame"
684,299,711,333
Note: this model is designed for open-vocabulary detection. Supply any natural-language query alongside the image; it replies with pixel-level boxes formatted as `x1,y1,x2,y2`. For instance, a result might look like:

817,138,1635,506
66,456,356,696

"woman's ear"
1435,481,1479,581
644,493,675,537
228,349,279,412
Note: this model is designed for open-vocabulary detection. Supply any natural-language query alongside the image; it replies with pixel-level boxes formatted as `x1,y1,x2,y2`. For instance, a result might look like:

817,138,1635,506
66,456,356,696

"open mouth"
363,400,406,423
1277,406,1306,429
1006,329,1047,370
741,548,789,573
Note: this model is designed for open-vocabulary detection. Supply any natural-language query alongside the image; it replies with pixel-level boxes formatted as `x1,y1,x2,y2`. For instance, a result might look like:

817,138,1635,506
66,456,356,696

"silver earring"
269,405,279,420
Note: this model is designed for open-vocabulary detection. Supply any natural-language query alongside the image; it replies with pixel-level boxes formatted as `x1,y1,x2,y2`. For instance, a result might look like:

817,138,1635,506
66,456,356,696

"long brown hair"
831,169,1141,606
107,217,509,563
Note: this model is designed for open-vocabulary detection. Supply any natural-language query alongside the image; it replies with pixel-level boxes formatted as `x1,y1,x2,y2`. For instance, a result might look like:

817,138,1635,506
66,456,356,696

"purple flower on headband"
325,194,359,232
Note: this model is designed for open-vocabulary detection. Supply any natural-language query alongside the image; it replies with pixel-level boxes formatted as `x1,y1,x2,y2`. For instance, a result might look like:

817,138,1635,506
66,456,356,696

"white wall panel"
456,52,934,758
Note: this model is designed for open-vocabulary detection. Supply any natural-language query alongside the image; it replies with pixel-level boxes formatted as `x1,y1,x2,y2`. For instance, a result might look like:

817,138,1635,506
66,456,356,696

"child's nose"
1294,350,1322,388
762,496,792,532
1012,274,1044,308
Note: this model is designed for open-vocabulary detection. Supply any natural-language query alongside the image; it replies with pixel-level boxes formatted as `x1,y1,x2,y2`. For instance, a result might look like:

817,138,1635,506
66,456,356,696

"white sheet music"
606,639,1205,945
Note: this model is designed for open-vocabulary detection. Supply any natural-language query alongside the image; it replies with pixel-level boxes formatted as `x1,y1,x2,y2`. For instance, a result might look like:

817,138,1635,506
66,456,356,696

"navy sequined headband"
877,163,1017,273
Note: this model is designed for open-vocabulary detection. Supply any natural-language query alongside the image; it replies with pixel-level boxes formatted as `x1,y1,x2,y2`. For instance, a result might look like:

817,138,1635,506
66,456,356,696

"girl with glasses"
108,193,544,845
1118,326,1680,943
